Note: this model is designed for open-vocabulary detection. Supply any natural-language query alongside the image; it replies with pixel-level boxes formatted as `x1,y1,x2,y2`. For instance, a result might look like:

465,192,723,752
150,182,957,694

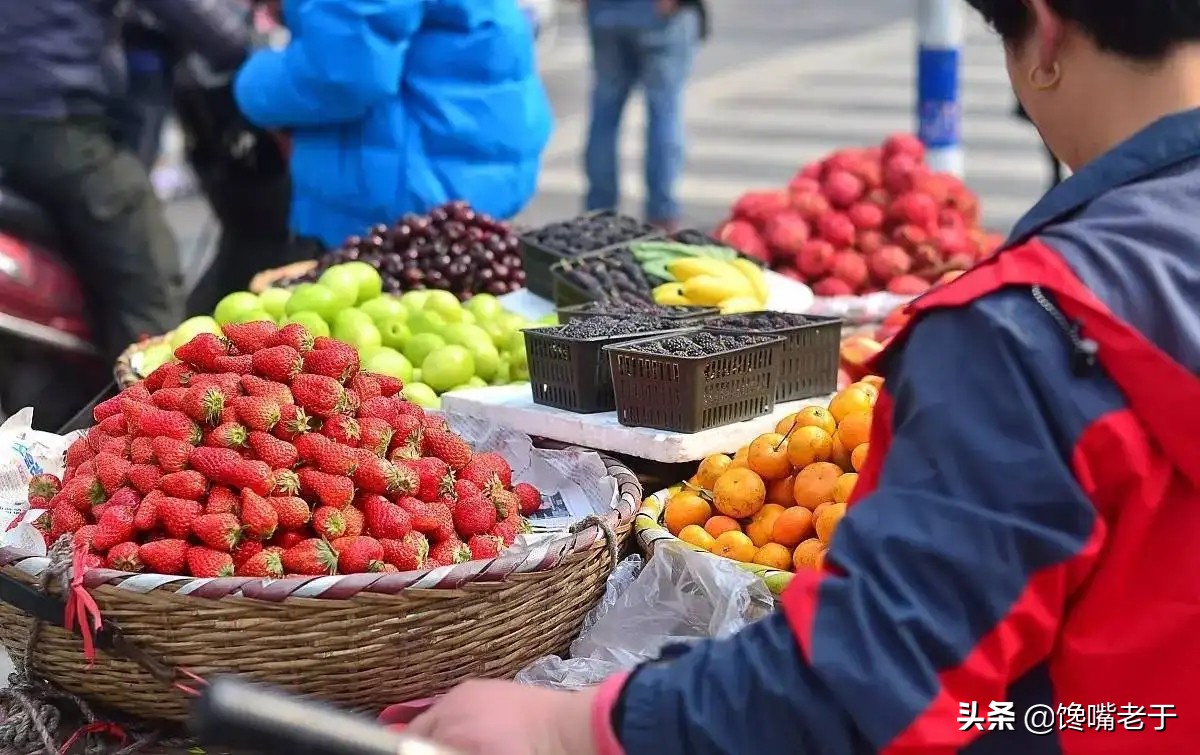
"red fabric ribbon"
62,541,103,665
57,721,128,754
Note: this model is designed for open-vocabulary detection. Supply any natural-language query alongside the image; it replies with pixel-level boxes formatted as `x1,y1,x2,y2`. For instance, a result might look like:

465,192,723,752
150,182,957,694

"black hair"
964,1,1200,60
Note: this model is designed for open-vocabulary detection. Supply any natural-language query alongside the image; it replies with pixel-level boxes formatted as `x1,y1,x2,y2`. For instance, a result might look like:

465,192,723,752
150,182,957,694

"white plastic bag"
0,409,76,555
516,542,774,689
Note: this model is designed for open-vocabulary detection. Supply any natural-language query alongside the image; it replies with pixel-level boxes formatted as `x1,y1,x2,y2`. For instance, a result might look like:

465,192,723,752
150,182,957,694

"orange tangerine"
695,454,732,489
815,502,846,543
772,506,814,547
829,431,853,471
828,386,875,424
712,531,758,563
813,548,828,571
678,524,716,551
746,503,786,547
785,426,833,468
747,433,792,481
833,473,858,503
780,405,837,436
791,462,842,510
712,468,767,519
766,474,796,506
792,538,827,570
837,412,872,450
663,492,712,535
850,381,879,402
859,375,884,390
850,442,869,472
753,542,793,570
703,515,742,538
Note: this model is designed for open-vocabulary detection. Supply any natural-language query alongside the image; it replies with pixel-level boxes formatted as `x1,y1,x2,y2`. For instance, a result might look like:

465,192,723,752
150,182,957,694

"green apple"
317,266,360,311
332,309,382,354
503,329,527,354
537,313,559,326
424,290,465,323
403,333,446,368
359,295,406,324
285,283,340,323
422,345,475,393
460,310,476,325
363,347,413,383
378,315,412,351
464,293,503,321
139,342,174,374
284,311,330,337
259,288,291,321
171,315,221,349
338,261,384,303
408,310,448,335
480,320,510,349
412,368,422,383
491,355,512,386
399,290,432,311
443,323,489,348
402,382,440,409
510,342,529,380
232,309,274,324
214,291,262,325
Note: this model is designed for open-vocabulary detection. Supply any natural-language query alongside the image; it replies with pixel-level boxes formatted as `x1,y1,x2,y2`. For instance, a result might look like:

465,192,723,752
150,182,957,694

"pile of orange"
663,377,881,573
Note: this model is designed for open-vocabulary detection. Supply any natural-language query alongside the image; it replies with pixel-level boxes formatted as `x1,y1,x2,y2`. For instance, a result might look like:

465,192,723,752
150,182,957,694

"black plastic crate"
556,302,719,324
702,312,842,402
548,243,661,308
523,323,692,413
604,332,785,433
519,211,659,299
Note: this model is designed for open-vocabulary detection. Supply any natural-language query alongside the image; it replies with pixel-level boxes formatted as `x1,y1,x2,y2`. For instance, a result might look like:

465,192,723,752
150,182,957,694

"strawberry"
180,385,228,425
291,373,347,418
428,537,471,567
360,494,412,539
295,434,358,476
49,504,87,539
399,457,451,502
93,393,125,422
269,322,315,353
303,345,359,383
159,470,208,500
129,436,156,465
106,542,143,572
355,416,393,457
368,373,405,397
72,525,98,551
271,468,301,496
231,540,264,568
205,486,240,515
347,373,381,401
488,518,519,547
106,487,140,511
97,437,129,459
311,505,347,540
467,534,503,561
452,489,497,538
85,425,107,451
62,474,106,511
241,375,294,404
512,482,543,516
152,437,192,472
92,505,136,551
28,473,61,503
189,372,242,396
159,497,203,539
230,396,281,432
139,539,188,574
144,361,191,391
187,546,235,577
282,539,338,576
150,386,187,411
321,414,360,446
138,409,202,444
204,421,248,449
358,396,401,427
252,345,303,383
335,536,385,573
398,497,453,540
211,354,253,373
237,548,284,578
381,532,428,571
273,404,311,441
451,478,481,502
231,459,274,496
422,414,447,431
460,452,513,490
96,414,128,436
189,447,272,494
269,530,306,550
267,496,311,530
175,333,230,371
341,504,365,537
133,492,160,531
422,427,471,470
489,487,520,521
297,469,355,508
223,321,278,354
239,490,278,540
65,438,94,468
311,336,340,350
353,456,416,496
193,513,243,551
387,416,423,461
247,431,298,469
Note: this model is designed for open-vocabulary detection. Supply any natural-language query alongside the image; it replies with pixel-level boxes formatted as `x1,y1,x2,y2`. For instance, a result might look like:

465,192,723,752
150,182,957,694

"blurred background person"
583,0,708,232
233,0,553,254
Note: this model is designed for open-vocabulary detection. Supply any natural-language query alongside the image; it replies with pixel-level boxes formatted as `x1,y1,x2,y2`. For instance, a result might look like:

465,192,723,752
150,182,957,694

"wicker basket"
0,454,641,722
248,260,318,294
114,333,174,389
635,486,794,595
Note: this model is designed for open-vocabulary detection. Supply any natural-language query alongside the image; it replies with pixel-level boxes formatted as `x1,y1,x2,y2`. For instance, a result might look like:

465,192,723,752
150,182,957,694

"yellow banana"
653,282,691,306
718,296,764,315
729,258,769,305
666,257,742,282
682,275,752,306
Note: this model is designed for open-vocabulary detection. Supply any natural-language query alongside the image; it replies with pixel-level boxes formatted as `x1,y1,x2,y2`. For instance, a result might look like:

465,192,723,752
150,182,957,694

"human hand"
406,680,599,755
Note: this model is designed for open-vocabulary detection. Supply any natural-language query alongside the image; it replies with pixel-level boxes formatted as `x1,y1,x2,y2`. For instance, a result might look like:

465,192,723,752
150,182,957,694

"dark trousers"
0,116,184,361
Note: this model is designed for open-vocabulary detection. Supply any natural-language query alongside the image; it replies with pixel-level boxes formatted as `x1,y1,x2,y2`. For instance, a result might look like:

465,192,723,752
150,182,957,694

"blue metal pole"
917,0,964,176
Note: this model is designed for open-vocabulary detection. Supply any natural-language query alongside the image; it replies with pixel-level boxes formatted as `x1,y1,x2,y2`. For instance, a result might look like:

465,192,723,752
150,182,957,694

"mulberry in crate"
527,214,656,256
557,315,674,339
703,312,816,330
627,332,779,379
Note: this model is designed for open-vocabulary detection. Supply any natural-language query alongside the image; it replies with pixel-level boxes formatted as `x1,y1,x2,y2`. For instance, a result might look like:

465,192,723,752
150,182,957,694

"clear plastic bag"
516,542,774,690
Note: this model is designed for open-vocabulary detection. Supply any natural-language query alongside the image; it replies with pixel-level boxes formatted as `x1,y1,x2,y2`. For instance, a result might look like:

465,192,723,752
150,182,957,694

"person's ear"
1026,0,1066,70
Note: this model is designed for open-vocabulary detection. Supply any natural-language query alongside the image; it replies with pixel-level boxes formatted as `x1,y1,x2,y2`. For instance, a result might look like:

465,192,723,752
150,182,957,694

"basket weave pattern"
248,260,318,294
0,456,640,722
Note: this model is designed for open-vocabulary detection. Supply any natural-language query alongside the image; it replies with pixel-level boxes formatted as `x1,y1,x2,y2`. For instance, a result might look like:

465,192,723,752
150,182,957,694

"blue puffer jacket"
234,0,552,249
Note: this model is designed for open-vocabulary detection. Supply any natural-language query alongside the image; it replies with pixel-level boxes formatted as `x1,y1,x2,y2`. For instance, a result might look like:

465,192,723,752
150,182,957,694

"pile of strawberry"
22,321,543,579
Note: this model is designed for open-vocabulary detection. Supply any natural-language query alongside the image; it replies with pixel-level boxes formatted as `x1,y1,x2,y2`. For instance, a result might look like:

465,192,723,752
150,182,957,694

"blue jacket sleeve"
613,289,1123,753
234,0,424,128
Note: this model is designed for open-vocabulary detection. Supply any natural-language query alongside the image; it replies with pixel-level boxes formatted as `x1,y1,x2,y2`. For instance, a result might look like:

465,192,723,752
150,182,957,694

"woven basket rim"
113,332,174,389
634,485,794,595
248,259,319,294
1,451,640,604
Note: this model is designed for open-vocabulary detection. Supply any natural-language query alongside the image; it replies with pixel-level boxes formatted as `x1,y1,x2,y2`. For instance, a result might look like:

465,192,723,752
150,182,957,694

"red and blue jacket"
592,106,1200,754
